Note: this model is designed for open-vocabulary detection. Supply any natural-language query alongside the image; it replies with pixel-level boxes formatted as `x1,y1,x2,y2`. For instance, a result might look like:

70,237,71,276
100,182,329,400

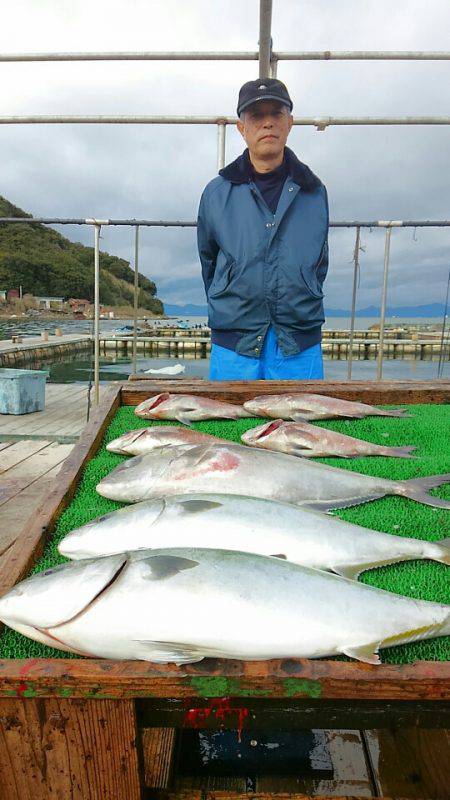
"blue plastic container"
0,368,47,415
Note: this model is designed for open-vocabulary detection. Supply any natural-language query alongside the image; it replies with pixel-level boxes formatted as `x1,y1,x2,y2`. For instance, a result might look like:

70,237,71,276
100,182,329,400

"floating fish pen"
0,378,448,798
100,335,211,358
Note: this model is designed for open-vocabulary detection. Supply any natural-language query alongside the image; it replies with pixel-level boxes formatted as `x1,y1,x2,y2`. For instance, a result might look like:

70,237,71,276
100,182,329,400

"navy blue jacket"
197,147,329,358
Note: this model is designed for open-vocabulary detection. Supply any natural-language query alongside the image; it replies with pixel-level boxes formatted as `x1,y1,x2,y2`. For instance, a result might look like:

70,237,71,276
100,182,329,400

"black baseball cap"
237,78,293,116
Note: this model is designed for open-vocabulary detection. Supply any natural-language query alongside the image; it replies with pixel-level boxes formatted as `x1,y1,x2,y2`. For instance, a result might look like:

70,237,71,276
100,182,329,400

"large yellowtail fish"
0,548,448,664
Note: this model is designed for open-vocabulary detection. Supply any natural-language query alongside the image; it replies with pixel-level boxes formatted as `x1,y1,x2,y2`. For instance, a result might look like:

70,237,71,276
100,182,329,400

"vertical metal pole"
269,57,278,77
259,0,273,77
217,122,226,171
437,267,450,378
93,224,101,404
132,225,140,375
347,226,361,380
377,226,392,381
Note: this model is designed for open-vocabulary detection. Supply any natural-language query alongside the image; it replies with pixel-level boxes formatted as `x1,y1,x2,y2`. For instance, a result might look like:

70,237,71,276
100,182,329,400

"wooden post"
0,698,143,800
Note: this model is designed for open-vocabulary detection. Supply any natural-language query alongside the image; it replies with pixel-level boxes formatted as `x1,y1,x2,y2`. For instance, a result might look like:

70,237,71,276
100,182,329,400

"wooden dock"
1,327,448,366
0,383,106,566
0,332,91,367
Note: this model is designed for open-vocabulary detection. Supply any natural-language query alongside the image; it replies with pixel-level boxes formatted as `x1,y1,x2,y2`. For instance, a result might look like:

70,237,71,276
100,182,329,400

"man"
197,78,329,380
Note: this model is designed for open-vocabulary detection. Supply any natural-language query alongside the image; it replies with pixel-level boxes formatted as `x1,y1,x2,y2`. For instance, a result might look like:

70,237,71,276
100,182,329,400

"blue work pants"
209,327,324,381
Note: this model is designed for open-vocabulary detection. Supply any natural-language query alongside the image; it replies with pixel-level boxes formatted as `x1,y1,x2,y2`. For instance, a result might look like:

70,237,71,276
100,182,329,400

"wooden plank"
148,791,406,799
0,384,121,598
0,660,448,705
0,384,93,438
122,379,450,406
363,728,450,799
0,443,74,509
0,460,73,557
0,441,15,452
0,697,142,799
0,439,52,473
142,727,177,788
0,388,91,438
138,698,449,730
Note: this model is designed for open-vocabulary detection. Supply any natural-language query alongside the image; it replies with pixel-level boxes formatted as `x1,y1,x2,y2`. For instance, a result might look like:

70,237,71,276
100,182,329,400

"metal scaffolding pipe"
259,0,273,77
275,50,450,61
1,50,449,62
93,224,101,404
1,115,449,126
132,225,140,374
377,227,393,381
217,122,226,170
347,226,361,380
0,218,449,228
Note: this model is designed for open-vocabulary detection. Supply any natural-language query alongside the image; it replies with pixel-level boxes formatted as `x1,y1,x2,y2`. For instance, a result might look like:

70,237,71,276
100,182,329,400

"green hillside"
0,196,163,314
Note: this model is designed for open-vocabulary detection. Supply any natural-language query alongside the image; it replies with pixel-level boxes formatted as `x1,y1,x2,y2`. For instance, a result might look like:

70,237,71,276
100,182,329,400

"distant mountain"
164,302,446,318
0,196,163,314
327,304,446,318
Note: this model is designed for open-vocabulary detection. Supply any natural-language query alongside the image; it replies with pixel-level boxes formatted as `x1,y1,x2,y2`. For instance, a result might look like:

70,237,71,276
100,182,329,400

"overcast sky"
1,0,449,310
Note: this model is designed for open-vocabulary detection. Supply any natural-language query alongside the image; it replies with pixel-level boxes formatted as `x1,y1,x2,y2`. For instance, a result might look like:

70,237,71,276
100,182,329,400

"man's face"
237,100,293,161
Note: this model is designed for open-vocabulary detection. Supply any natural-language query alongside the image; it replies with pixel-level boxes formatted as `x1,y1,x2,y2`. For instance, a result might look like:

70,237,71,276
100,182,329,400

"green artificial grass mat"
1,403,449,664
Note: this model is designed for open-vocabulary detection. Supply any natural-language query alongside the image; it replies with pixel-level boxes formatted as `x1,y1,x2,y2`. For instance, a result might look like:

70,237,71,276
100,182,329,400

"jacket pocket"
208,259,235,298
299,241,328,299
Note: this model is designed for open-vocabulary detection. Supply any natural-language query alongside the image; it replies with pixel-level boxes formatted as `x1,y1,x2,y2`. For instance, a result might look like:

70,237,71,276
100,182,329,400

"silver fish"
96,442,450,511
59,493,450,580
0,547,448,664
241,419,416,459
134,393,252,425
107,426,225,456
243,393,410,421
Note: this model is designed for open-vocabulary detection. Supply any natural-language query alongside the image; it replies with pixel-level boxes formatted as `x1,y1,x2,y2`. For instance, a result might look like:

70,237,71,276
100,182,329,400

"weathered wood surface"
143,727,177,788
0,696,142,799
138,699,449,731
0,383,105,443
123,379,450,406
0,658,448,703
0,440,74,560
364,728,450,799
148,791,407,799
0,384,121,600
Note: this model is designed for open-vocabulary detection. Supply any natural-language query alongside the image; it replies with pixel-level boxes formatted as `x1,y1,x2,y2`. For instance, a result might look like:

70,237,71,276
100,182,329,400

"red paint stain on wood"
184,698,249,742
19,659,39,678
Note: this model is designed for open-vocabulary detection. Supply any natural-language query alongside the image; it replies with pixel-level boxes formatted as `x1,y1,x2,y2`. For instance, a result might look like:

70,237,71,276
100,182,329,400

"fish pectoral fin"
177,499,224,514
175,414,194,426
138,554,199,580
290,413,310,422
290,445,315,458
134,640,206,664
331,563,364,580
342,642,382,665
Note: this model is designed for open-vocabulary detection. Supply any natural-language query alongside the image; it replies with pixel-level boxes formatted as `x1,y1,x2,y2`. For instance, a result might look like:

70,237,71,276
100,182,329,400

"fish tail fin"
435,537,450,566
378,407,411,418
385,445,417,458
398,473,450,509
441,611,450,637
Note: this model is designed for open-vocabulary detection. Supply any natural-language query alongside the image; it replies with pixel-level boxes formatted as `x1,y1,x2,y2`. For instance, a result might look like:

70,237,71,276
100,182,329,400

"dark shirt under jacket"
252,158,288,215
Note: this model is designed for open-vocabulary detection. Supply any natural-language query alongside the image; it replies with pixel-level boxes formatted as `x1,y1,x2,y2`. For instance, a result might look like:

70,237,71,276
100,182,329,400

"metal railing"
1,0,449,398
1,216,449,399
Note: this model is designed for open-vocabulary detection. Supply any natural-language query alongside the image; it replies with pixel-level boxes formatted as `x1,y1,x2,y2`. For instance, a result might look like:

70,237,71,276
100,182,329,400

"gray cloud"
1,0,449,310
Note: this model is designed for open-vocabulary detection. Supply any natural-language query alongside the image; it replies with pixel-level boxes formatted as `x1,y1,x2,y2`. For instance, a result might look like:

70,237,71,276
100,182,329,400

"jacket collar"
219,146,321,192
